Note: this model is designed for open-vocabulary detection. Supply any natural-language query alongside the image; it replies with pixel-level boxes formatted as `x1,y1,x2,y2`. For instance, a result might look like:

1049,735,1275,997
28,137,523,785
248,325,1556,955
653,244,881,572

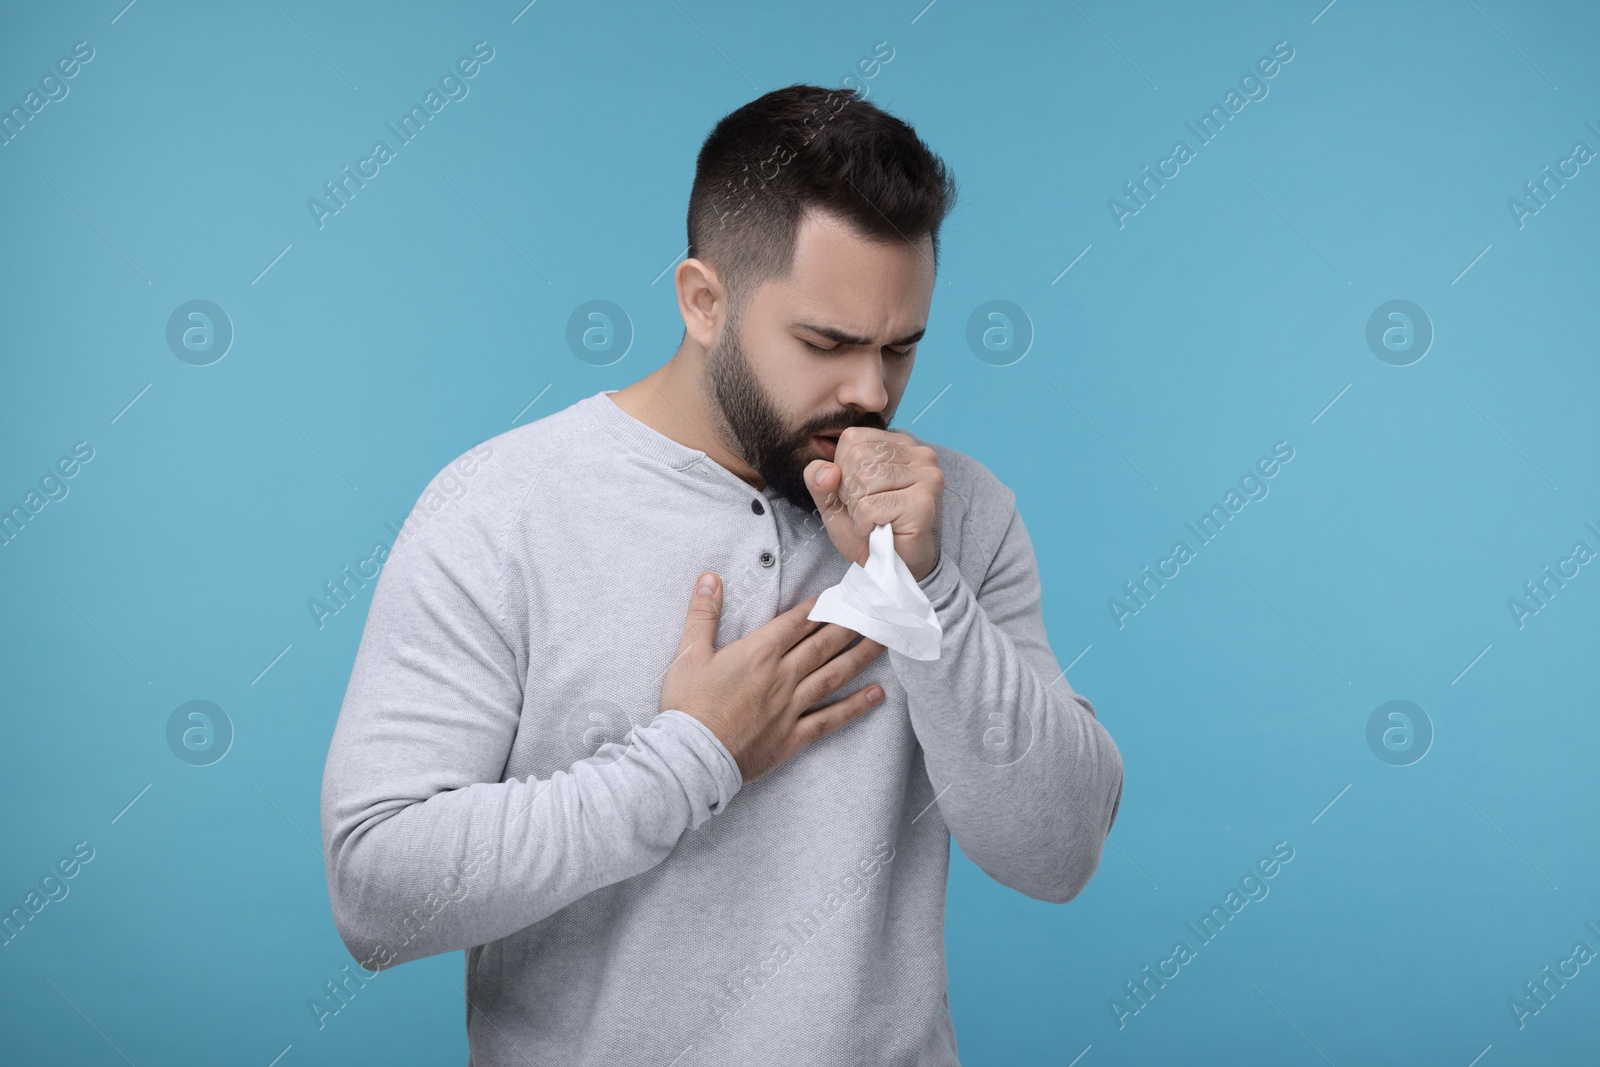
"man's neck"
608,352,763,488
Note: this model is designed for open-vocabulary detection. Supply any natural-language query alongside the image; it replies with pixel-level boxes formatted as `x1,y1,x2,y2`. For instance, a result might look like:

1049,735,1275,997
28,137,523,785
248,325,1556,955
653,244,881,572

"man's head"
677,84,957,513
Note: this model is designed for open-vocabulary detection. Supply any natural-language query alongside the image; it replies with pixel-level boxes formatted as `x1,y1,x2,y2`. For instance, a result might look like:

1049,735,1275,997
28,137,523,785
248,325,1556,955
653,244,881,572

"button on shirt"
320,388,1123,1066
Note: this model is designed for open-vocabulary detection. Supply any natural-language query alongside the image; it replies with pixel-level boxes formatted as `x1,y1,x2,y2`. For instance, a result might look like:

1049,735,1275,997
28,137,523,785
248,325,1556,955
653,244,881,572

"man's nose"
836,353,890,414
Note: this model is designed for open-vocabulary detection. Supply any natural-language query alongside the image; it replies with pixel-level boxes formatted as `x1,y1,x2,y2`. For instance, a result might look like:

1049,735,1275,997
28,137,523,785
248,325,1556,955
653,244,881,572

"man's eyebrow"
790,321,926,347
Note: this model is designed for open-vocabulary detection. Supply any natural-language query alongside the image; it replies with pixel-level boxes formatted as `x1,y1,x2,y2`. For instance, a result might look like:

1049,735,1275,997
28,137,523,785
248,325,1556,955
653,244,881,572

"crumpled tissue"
807,522,943,660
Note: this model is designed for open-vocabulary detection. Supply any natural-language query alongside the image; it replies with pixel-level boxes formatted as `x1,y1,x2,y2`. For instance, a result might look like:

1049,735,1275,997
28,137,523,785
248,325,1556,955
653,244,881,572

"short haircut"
685,83,958,316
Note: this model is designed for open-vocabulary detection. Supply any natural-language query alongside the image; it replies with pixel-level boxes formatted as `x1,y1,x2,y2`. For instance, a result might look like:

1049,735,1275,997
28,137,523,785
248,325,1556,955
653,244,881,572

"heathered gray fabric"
320,389,1124,1066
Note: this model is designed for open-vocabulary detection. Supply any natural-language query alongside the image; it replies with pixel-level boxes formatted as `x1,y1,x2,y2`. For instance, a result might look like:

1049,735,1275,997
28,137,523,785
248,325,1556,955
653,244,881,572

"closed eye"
802,339,915,357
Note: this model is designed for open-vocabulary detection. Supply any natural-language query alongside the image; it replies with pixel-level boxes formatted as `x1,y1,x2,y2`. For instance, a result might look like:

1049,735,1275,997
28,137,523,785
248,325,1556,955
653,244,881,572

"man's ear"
675,258,726,350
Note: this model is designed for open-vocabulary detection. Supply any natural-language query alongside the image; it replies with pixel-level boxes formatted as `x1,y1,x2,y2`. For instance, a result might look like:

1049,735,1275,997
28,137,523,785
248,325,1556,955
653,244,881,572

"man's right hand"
659,570,887,785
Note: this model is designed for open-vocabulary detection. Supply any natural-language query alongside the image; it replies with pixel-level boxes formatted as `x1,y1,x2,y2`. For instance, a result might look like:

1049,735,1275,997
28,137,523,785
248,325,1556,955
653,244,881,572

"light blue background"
2,0,1597,1063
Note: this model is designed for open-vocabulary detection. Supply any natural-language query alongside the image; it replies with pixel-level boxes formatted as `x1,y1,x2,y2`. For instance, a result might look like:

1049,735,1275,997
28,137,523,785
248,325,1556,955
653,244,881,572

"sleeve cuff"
916,549,960,604
651,709,743,821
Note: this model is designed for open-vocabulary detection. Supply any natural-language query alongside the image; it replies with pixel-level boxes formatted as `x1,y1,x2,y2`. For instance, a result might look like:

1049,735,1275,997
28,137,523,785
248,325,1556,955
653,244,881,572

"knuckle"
797,672,833,710
816,664,847,698
851,646,882,673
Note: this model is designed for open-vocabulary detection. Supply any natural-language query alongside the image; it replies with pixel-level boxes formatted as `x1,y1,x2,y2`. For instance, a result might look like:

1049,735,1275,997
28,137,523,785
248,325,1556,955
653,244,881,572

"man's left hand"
804,428,943,582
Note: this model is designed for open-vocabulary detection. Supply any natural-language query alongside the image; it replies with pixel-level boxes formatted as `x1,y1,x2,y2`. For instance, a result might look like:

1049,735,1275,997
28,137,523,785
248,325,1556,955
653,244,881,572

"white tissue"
806,522,943,660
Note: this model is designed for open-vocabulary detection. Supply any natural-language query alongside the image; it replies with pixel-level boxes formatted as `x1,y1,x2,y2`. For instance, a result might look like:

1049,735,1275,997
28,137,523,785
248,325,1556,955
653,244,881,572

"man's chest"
499,485,969,784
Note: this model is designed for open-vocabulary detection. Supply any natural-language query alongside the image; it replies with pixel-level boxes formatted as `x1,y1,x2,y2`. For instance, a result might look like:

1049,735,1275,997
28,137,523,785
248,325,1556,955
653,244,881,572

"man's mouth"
813,433,840,461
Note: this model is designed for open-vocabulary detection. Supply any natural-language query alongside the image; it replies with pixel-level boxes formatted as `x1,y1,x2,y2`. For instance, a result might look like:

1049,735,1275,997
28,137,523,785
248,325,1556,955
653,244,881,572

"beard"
703,312,887,515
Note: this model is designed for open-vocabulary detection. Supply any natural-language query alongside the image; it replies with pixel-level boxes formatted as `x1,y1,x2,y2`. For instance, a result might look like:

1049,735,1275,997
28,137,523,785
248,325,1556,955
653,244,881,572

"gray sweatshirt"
320,389,1123,1066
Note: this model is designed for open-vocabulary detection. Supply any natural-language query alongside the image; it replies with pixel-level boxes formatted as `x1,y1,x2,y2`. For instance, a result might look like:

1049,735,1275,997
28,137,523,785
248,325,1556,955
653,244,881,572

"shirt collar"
585,389,785,505
584,389,709,471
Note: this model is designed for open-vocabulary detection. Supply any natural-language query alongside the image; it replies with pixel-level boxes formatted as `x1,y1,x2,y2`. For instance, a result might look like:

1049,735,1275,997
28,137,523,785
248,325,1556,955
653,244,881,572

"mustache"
806,416,888,436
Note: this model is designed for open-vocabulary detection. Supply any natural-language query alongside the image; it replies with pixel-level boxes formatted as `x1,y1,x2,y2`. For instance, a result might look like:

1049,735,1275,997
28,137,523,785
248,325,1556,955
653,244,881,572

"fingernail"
867,686,883,702
696,573,716,595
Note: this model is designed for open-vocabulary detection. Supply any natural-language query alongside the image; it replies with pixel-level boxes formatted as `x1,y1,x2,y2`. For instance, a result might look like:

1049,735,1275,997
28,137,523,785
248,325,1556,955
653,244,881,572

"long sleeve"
318,471,743,972
889,501,1123,904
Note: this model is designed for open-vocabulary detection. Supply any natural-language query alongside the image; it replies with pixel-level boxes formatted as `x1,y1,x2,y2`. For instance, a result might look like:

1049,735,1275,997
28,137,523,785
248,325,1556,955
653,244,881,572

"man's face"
703,209,936,514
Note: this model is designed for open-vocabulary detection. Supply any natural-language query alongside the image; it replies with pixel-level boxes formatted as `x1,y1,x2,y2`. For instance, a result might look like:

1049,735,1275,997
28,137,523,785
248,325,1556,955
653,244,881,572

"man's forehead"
759,226,932,317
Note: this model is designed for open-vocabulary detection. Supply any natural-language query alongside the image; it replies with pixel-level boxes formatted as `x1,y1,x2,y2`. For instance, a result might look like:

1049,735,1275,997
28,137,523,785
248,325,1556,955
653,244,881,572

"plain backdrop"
1,1,1596,1063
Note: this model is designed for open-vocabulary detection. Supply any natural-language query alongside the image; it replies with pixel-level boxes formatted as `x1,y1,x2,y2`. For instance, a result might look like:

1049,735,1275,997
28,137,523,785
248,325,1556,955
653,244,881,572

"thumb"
679,571,722,653
806,460,867,566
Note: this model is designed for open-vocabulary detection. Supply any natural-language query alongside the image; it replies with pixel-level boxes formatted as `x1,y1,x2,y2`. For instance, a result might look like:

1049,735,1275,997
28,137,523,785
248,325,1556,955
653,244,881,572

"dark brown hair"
685,84,958,315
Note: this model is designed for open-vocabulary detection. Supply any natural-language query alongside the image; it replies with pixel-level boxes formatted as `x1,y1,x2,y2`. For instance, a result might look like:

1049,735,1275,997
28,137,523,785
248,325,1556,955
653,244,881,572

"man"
321,83,1123,1065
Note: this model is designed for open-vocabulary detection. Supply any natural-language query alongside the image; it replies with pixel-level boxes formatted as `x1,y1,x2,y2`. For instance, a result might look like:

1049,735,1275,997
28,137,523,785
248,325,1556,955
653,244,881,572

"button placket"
746,492,784,596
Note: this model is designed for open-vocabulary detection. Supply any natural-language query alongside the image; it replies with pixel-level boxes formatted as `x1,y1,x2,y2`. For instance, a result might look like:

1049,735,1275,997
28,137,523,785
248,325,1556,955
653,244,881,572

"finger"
848,488,900,539
851,482,942,543
837,434,935,510
783,621,868,684
836,429,908,482
846,456,921,499
789,683,886,751
676,571,723,657
761,593,833,654
794,634,886,708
